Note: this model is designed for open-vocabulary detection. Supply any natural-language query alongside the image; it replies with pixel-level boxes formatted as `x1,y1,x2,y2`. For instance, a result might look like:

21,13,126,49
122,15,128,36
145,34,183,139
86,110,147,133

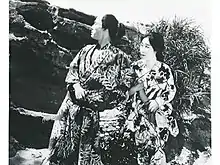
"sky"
47,0,211,40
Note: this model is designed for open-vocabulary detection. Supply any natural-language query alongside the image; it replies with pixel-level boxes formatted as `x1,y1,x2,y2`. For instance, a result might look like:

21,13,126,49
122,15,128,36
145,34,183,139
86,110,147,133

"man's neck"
98,38,111,49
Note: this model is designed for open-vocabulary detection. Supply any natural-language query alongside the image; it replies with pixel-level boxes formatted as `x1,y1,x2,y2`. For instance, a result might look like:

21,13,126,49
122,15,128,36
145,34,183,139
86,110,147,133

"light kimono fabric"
125,60,179,165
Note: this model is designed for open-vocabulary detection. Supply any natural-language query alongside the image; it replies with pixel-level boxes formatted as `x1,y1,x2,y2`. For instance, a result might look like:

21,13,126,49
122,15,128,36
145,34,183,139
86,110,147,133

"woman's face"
139,37,155,60
91,17,104,40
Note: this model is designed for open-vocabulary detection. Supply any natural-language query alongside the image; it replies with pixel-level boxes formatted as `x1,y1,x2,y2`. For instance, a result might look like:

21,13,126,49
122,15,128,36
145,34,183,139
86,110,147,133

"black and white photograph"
8,0,212,164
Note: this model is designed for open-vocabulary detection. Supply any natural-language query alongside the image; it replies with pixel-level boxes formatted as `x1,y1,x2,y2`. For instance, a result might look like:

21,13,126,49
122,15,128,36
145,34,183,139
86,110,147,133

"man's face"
91,17,104,40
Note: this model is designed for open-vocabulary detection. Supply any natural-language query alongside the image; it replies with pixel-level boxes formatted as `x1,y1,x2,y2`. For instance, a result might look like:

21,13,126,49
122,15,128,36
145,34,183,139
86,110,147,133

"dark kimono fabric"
46,43,133,165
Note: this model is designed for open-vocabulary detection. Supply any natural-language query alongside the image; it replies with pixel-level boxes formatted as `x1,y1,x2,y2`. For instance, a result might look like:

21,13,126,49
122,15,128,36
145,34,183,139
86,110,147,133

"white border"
2,0,9,164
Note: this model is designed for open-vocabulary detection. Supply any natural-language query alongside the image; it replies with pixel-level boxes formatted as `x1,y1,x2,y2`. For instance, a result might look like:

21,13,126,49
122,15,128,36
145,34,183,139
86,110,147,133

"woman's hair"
142,32,165,62
101,14,125,43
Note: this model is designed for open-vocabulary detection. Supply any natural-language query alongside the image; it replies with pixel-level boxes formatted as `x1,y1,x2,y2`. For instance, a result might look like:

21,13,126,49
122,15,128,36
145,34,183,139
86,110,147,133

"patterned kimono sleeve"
99,50,135,92
52,49,83,119
113,52,136,111
117,52,136,90
155,64,176,107
65,48,83,85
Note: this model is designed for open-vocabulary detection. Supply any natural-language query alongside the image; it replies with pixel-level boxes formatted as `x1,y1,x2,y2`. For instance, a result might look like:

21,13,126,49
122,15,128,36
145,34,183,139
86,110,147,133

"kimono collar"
96,42,111,50
132,59,157,71
132,60,146,70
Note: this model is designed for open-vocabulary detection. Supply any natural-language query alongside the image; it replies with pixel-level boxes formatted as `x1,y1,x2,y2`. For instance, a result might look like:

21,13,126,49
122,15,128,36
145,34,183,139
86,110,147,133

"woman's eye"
141,43,149,48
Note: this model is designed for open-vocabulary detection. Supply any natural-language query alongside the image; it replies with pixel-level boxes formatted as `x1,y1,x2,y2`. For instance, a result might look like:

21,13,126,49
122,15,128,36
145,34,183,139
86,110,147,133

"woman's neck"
140,56,157,68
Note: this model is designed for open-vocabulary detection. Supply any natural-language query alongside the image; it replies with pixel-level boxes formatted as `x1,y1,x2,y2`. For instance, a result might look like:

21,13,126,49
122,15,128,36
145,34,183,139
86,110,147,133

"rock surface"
9,0,140,149
9,147,211,165
9,148,50,165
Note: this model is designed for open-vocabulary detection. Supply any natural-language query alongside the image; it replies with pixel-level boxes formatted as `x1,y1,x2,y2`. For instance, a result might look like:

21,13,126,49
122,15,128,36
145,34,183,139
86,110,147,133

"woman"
125,32,179,165
43,14,133,165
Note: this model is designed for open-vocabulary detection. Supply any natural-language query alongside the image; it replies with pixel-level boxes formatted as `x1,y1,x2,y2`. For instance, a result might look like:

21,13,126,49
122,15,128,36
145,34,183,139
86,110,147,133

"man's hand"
73,83,86,99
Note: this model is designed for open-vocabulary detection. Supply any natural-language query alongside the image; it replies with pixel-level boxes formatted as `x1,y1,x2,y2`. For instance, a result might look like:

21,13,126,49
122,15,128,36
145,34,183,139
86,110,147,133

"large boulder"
58,7,96,26
16,2,54,31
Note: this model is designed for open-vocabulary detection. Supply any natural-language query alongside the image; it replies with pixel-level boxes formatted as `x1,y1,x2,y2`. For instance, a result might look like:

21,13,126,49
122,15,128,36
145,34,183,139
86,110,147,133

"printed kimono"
125,60,179,165
46,43,133,165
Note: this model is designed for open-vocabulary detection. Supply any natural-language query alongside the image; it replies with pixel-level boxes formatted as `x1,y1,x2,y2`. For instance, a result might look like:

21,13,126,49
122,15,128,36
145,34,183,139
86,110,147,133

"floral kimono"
46,43,133,165
125,60,179,165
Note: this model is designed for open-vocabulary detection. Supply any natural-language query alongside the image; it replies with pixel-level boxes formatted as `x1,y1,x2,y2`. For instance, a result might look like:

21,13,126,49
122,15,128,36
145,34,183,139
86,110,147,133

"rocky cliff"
9,0,142,155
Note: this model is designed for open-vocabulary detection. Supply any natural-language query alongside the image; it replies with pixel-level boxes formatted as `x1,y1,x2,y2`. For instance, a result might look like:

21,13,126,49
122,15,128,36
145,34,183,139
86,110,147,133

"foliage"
148,18,211,119
148,19,211,159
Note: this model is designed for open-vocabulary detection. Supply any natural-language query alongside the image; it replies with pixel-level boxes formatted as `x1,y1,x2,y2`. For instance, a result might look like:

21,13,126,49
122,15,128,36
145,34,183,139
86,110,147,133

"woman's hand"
125,120,135,132
129,82,144,96
73,83,86,99
148,100,159,112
